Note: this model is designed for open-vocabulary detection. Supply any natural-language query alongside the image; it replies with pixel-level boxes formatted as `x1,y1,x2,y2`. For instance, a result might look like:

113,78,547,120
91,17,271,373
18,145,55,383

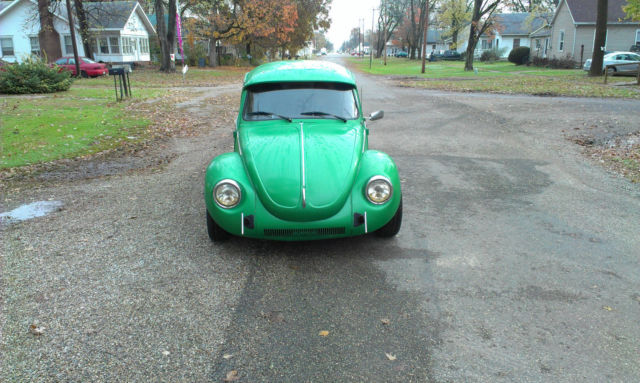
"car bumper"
86,68,108,76
204,152,401,241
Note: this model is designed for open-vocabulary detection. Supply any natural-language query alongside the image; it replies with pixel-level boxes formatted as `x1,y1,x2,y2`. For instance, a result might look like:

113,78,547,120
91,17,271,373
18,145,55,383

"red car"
54,57,108,77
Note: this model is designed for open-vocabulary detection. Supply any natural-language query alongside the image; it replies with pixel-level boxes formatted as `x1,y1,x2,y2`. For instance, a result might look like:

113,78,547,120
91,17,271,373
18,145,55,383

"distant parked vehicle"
54,57,108,77
394,51,408,58
441,50,462,60
583,52,640,75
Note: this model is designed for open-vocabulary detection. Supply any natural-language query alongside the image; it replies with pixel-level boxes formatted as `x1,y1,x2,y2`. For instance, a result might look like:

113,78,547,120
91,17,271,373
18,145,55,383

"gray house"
547,0,640,63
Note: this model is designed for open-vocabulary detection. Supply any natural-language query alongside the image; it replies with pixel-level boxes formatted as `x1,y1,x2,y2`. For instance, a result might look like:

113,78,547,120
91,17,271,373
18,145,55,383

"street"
2,57,640,382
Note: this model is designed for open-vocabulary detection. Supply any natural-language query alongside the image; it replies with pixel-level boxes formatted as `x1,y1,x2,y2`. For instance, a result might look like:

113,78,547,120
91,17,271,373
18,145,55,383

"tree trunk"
74,0,92,59
167,0,177,71
37,0,61,62
590,0,608,76
154,0,170,71
465,0,482,71
208,39,218,67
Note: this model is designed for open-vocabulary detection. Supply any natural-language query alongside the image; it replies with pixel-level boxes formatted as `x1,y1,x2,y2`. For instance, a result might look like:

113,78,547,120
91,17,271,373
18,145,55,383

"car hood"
239,120,363,222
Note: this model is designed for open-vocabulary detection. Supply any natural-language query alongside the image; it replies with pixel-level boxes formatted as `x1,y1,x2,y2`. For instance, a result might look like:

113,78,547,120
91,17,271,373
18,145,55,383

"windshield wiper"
247,111,292,122
300,111,347,123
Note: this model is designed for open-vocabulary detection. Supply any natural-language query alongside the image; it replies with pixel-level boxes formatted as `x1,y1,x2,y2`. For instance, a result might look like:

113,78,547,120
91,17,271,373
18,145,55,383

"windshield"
82,58,97,64
243,82,359,121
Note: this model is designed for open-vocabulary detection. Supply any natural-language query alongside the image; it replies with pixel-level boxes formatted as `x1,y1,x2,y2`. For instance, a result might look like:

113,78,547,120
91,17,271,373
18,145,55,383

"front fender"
204,152,256,234
351,150,402,232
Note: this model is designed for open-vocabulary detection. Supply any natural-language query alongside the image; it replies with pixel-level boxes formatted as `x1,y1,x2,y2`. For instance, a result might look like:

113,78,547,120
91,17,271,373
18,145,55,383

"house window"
30,36,41,56
90,38,98,54
64,35,73,55
109,37,120,54
1,37,14,56
99,38,109,54
481,39,492,50
558,30,564,52
122,37,132,54
535,39,541,49
635,29,639,45
139,38,149,54
513,38,520,49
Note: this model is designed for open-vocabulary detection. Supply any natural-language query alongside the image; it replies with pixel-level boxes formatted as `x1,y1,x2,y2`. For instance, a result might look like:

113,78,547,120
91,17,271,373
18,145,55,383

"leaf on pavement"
223,354,233,360
162,350,170,356
385,352,397,361
29,324,45,336
603,306,613,311
318,330,329,337
223,370,239,382
381,318,390,325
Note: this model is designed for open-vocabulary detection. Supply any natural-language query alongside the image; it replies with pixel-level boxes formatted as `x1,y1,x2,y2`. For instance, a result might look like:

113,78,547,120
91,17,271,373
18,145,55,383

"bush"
0,57,73,94
508,46,530,65
480,50,499,62
531,55,577,69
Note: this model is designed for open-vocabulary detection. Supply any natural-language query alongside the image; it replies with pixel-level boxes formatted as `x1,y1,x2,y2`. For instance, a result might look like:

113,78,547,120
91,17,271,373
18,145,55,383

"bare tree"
589,0,607,76
464,0,501,71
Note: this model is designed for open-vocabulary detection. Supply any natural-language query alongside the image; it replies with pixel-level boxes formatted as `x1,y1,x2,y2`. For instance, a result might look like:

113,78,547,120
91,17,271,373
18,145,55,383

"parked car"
204,60,402,241
394,51,408,58
441,50,462,60
583,52,640,75
54,57,108,77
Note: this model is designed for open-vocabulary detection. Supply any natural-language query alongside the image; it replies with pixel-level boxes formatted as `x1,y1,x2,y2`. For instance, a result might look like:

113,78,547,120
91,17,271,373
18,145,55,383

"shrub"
531,55,577,69
480,50,499,62
508,46,530,65
0,57,73,94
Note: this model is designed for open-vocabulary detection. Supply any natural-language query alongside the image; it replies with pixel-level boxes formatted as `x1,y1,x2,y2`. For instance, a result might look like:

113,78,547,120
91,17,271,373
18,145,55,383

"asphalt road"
2,58,640,382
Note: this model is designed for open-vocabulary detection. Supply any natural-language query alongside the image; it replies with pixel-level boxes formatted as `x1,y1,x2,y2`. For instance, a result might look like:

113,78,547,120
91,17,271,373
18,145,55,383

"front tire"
80,70,89,78
375,198,402,238
206,210,230,242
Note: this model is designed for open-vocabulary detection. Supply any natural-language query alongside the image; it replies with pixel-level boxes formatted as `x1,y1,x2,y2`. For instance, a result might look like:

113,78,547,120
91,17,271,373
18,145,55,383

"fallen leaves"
29,324,45,336
162,350,170,356
318,330,329,337
603,306,613,311
380,318,390,325
223,370,239,382
223,354,234,360
385,352,397,361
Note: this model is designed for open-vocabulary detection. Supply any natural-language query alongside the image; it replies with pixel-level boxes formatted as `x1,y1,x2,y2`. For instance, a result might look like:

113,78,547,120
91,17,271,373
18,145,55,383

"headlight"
366,176,392,204
213,179,241,208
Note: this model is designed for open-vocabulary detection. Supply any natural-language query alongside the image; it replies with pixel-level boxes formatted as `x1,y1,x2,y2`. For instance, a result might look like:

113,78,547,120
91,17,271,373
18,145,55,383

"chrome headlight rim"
365,175,393,205
213,179,242,209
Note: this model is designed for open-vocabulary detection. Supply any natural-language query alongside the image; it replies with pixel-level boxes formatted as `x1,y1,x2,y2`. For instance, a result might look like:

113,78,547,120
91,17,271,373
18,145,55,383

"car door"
67,58,78,75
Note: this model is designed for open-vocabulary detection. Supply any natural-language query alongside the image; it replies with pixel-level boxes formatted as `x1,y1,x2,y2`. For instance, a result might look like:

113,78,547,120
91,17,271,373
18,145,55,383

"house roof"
493,13,547,35
530,25,551,38
0,1,12,13
82,1,139,29
564,0,633,23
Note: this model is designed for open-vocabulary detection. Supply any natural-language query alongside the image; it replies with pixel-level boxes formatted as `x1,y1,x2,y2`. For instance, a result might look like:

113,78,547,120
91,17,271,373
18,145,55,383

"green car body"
204,60,402,241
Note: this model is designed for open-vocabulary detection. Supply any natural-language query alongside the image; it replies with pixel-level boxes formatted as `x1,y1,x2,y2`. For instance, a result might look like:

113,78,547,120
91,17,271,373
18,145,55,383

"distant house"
0,0,155,63
547,0,640,63
476,13,548,58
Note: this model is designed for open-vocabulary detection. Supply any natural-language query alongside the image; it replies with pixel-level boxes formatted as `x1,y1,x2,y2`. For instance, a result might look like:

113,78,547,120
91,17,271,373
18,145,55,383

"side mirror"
369,110,384,121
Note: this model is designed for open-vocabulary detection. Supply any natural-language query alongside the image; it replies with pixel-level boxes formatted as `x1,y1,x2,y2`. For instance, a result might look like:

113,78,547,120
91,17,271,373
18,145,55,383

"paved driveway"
2,60,639,382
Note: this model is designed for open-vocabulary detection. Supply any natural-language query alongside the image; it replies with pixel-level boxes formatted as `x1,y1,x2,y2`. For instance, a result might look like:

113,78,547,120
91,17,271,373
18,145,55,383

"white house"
0,0,155,64
477,13,549,58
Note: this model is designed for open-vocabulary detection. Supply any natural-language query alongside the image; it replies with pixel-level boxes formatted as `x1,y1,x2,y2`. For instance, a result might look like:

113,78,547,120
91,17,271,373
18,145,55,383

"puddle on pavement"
0,201,63,223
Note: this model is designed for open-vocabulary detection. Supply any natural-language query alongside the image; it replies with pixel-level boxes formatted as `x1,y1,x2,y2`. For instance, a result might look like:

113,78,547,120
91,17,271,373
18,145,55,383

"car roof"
606,52,639,56
243,60,357,88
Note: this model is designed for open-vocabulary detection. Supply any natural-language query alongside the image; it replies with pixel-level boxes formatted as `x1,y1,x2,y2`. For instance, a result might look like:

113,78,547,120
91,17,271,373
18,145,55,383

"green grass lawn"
348,57,640,99
1,67,245,169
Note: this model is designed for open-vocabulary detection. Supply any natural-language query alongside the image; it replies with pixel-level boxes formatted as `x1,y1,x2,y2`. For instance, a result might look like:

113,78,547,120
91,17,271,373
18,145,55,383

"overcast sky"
327,0,380,49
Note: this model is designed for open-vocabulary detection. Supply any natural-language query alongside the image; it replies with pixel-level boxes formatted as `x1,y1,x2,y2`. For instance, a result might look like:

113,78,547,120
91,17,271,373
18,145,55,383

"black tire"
206,209,230,242
375,198,403,238
605,66,616,75
80,70,89,78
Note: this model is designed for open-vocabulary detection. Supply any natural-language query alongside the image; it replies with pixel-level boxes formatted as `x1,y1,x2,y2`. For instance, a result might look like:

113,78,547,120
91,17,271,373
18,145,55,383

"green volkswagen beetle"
204,60,402,241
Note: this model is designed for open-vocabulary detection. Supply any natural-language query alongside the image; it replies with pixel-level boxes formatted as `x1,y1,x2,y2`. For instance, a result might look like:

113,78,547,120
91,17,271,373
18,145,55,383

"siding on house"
0,0,85,62
549,0,575,58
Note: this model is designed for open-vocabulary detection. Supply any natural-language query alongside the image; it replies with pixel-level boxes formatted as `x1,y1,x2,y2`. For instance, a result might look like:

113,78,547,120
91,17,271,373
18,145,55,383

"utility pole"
358,18,363,57
421,0,430,74
65,0,80,76
370,7,375,69
382,0,387,66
